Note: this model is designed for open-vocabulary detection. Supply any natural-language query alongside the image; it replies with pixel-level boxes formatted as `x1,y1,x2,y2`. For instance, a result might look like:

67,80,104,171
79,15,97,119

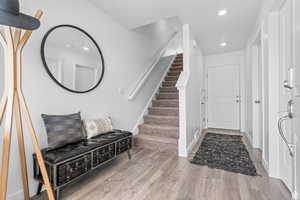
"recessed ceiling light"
83,46,89,51
220,42,227,47
65,44,71,48
218,9,228,16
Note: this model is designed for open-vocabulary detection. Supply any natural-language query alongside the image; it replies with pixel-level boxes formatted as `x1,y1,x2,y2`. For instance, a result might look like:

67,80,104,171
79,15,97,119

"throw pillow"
83,117,113,139
42,112,84,150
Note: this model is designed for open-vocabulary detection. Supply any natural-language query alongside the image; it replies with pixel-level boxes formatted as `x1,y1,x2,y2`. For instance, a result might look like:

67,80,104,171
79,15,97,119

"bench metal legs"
36,183,60,200
36,182,43,195
55,189,60,200
127,149,132,160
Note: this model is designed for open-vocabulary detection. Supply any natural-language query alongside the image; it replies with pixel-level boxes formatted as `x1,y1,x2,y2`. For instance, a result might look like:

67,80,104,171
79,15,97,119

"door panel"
294,0,300,197
278,0,294,192
208,65,240,130
252,44,264,150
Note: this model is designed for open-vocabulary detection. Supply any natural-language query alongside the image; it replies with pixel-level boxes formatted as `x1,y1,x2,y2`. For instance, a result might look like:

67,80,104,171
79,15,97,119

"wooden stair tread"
161,86,177,88
135,134,178,145
150,106,179,110
153,99,179,102
145,114,179,119
157,92,178,95
139,123,179,130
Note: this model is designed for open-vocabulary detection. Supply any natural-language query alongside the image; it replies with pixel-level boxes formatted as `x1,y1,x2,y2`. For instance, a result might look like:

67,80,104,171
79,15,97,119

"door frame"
206,64,241,130
250,28,268,169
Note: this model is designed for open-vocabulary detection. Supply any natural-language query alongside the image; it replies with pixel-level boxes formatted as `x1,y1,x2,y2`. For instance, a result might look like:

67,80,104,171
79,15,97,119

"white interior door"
208,65,240,130
74,65,95,91
278,0,295,194
252,44,264,149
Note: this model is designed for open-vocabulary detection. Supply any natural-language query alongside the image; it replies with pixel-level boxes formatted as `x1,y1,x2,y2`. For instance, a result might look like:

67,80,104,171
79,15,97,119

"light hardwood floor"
33,133,291,200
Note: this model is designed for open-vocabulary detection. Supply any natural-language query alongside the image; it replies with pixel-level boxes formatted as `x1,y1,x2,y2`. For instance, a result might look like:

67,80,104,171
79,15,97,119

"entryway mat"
191,133,257,176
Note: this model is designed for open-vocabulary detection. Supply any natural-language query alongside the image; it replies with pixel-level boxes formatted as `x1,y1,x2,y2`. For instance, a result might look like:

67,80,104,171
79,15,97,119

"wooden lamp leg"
0,96,7,124
0,26,15,200
0,92,15,200
0,31,8,124
14,93,30,200
18,92,55,200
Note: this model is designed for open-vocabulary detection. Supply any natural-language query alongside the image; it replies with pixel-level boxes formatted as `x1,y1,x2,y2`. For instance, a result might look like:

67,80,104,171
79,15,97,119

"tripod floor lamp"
0,0,55,199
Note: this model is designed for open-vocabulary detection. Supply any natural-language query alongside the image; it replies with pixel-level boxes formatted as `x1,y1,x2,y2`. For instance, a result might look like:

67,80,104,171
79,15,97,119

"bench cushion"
41,130,132,163
90,130,132,142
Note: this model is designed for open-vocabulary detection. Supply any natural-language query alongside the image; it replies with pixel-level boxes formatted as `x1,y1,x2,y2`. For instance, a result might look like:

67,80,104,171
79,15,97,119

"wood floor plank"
32,145,291,200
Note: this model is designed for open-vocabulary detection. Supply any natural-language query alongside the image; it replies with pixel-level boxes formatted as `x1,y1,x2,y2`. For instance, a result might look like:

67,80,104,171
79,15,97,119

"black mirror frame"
41,24,105,94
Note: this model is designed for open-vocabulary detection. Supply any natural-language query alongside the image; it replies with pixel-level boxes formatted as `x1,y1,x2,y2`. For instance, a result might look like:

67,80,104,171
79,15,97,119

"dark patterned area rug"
191,133,257,176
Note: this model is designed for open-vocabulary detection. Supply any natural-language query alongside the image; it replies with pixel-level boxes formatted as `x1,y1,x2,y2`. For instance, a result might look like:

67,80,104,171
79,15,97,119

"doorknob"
284,80,293,89
236,96,240,103
277,100,295,157
283,67,294,90
287,99,295,119
278,115,294,157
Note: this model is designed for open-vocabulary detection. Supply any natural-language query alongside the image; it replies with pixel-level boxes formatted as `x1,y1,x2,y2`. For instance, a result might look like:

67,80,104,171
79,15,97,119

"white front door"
277,0,297,196
207,65,240,130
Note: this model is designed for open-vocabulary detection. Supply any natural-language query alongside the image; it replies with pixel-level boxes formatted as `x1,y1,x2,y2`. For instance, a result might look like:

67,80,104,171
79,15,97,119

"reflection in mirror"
41,25,104,93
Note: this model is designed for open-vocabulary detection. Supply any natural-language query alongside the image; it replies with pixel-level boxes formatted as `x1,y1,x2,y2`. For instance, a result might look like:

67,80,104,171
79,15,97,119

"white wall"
177,24,204,157
185,30,204,151
0,0,173,199
133,16,182,48
244,45,254,144
205,51,246,132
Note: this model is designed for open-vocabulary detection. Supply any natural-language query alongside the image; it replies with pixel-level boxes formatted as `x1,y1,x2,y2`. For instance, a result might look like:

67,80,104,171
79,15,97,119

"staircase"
134,54,183,153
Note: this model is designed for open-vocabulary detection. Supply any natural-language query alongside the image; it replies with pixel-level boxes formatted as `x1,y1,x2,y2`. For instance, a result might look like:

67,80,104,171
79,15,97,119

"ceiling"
90,0,262,55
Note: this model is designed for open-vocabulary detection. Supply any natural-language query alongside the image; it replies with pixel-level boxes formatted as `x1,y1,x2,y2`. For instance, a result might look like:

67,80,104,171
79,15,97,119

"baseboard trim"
262,157,269,173
131,55,176,135
292,191,299,200
187,129,202,155
244,131,253,145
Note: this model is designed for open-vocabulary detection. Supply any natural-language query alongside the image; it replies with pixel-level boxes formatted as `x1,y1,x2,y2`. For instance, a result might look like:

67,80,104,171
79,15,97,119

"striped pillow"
42,112,84,150
83,117,113,139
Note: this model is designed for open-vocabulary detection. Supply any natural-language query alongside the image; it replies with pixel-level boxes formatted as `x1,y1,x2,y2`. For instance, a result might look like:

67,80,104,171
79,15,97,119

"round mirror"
41,25,105,93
